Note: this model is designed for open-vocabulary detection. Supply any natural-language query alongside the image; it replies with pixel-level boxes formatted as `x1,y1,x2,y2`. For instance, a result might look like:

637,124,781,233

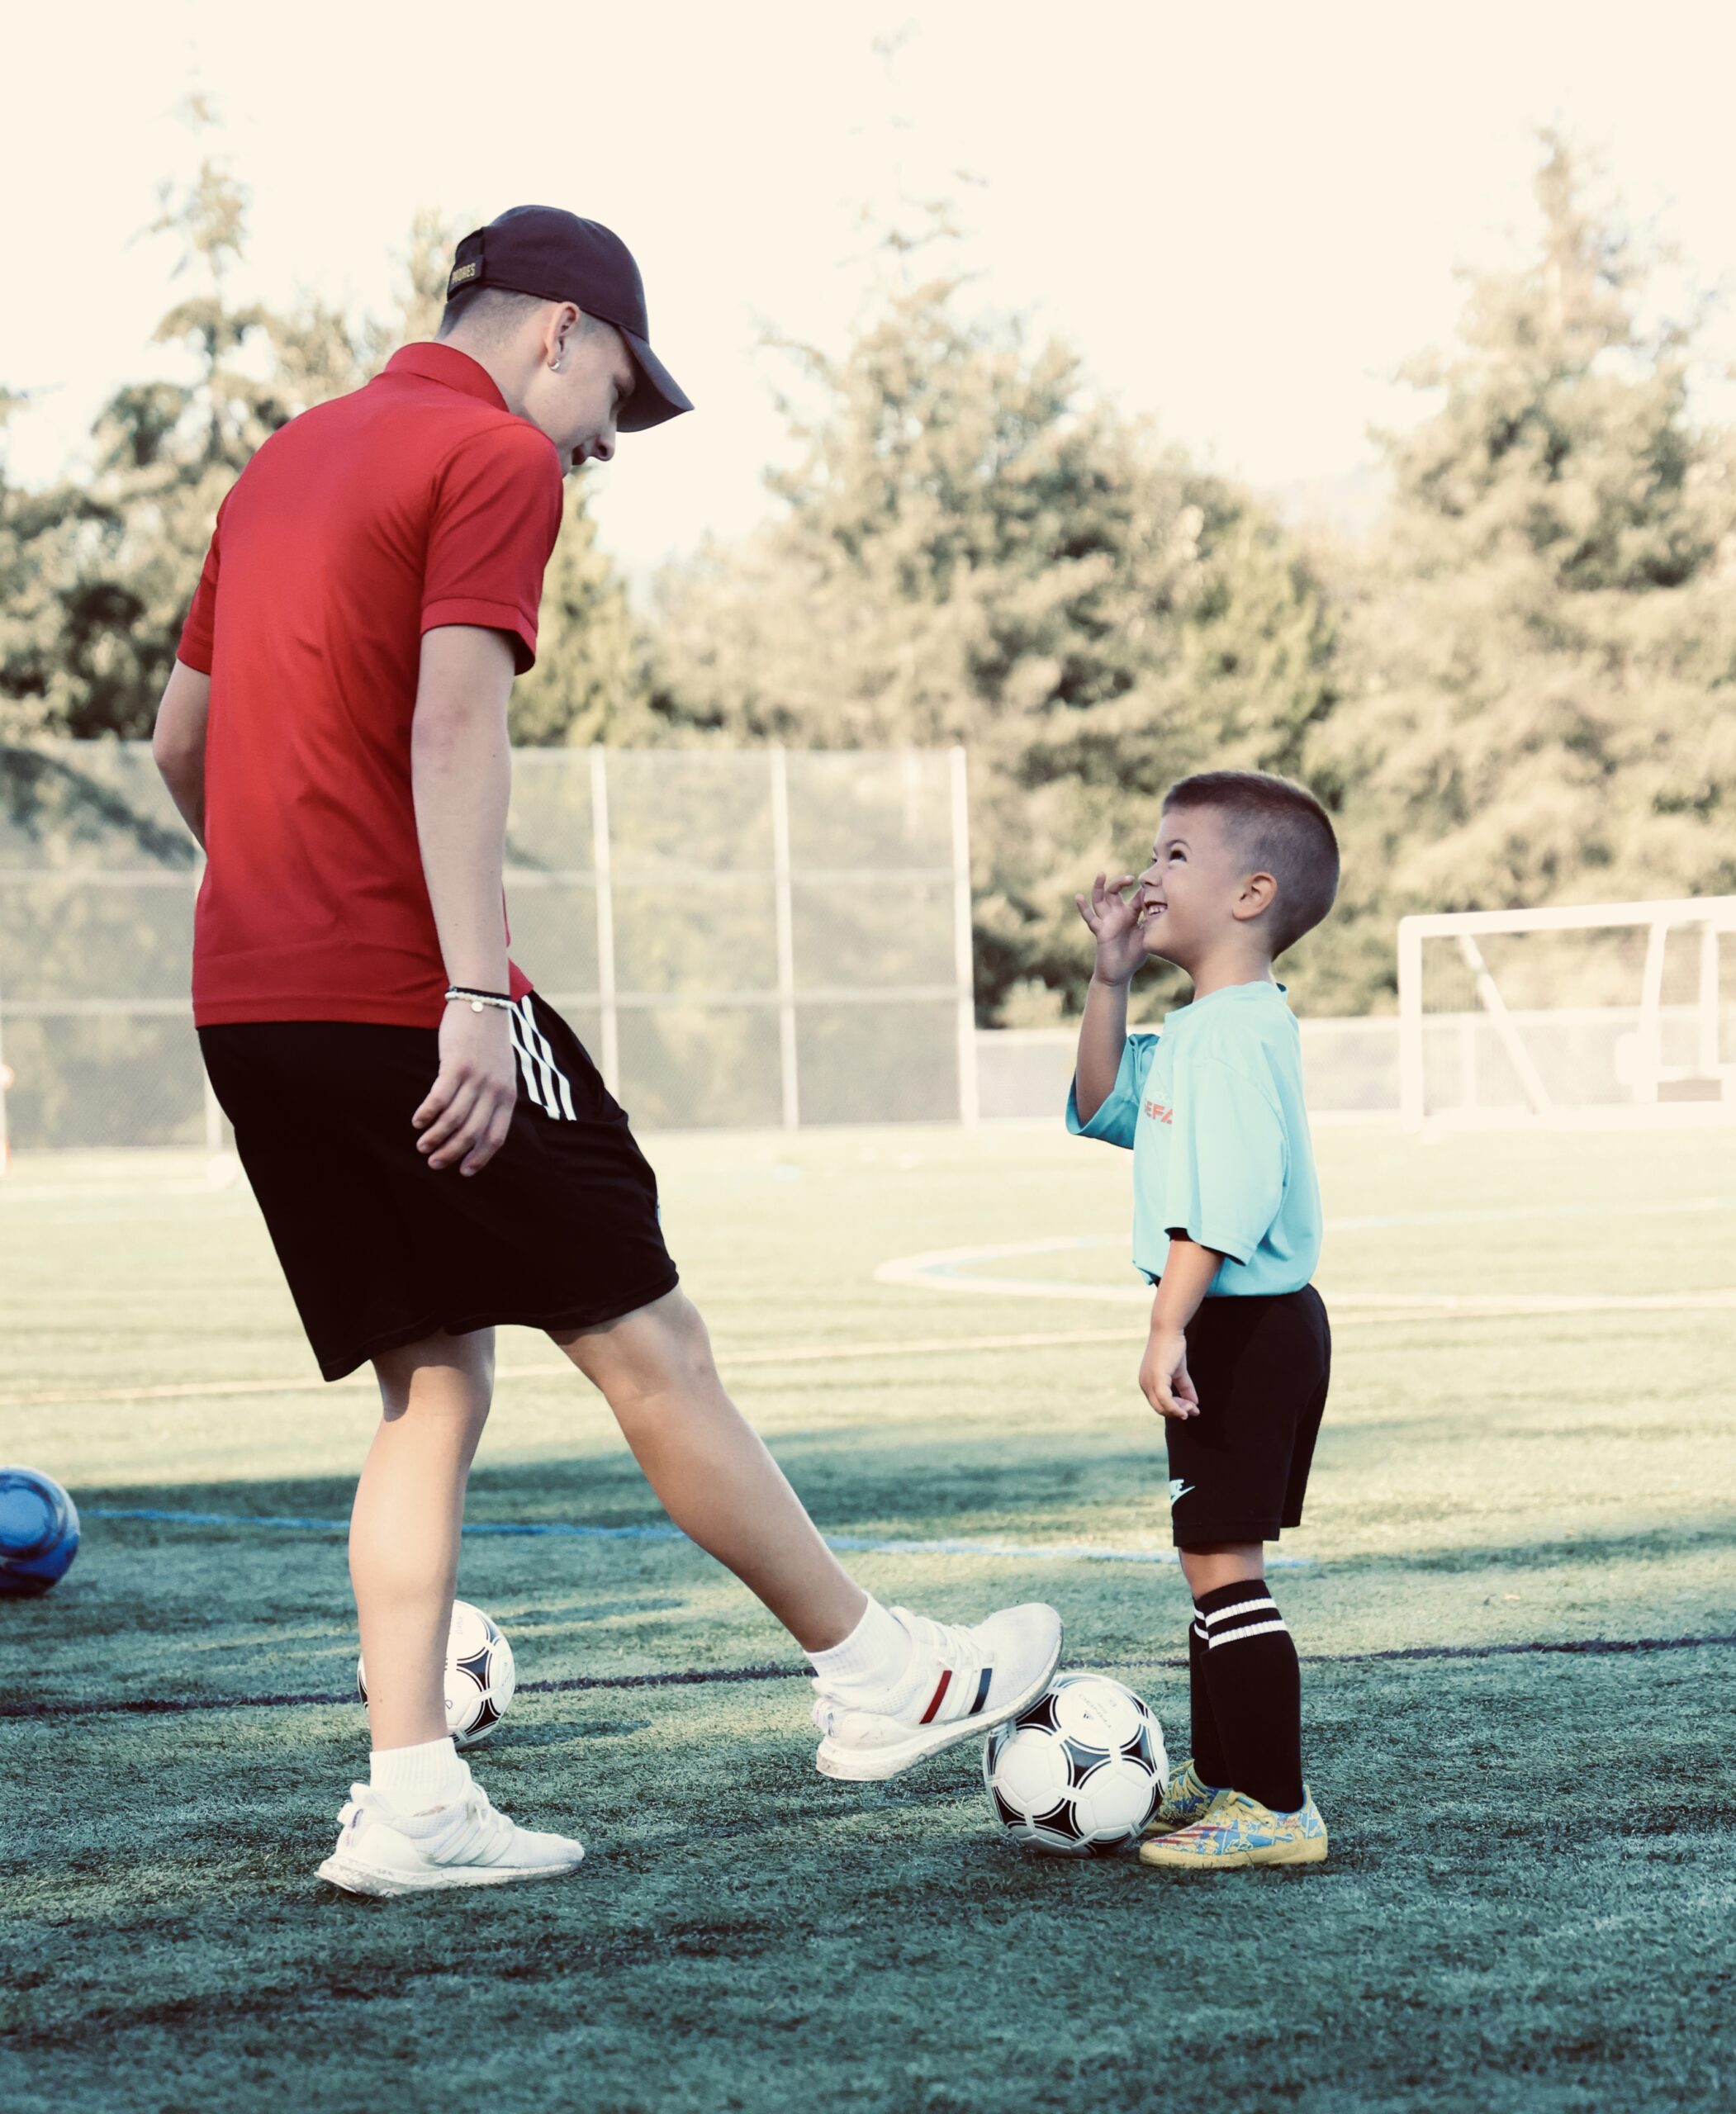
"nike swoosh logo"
1168,1479,1194,1504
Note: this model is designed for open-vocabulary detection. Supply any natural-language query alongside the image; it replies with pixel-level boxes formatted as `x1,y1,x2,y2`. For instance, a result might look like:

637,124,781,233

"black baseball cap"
445,206,692,433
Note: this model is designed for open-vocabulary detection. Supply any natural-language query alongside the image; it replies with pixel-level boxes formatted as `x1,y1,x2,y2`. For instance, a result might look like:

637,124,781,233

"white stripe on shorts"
519,998,577,1121
509,1014,552,1115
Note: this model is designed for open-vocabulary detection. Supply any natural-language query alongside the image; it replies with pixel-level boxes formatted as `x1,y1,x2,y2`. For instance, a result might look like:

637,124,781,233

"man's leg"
321,1325,587,1894
553,1287,1062,1779
351,1328,495,1751
553,1290,863,1652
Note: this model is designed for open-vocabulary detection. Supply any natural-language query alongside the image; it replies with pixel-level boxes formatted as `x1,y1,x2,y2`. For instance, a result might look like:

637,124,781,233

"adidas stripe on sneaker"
813,1602,1062,1781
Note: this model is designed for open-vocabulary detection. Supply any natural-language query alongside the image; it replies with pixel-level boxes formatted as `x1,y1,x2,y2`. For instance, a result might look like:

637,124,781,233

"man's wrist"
445,986,515,1014
1090,967,1135,993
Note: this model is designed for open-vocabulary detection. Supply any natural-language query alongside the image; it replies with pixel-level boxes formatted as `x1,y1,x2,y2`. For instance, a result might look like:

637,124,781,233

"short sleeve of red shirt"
421,424,565,674
177,491,230,674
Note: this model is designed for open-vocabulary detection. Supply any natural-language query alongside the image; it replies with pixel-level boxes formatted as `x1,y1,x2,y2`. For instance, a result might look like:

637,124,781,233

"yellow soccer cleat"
1141,1757,1228,1837
1138,1788,1328,1870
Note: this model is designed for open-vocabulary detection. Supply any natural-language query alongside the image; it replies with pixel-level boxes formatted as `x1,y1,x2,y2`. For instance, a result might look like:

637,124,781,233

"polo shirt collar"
383,342,510,411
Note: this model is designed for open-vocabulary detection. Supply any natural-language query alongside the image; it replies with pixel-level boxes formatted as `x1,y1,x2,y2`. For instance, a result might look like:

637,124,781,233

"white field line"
0,1327,1153,1410
873,1238,1736,1317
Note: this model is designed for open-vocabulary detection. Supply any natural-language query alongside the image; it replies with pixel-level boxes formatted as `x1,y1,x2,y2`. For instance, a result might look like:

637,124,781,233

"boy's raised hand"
1074,872,1146,986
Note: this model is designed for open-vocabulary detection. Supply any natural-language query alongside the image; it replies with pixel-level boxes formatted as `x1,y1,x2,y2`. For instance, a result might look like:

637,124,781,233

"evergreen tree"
0,392,92,739
1321,135,1736,1011
647,259,1337,1021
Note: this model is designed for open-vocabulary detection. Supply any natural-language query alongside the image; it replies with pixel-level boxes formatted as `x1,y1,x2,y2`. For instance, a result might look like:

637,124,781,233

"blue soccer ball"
0,1467,80,1596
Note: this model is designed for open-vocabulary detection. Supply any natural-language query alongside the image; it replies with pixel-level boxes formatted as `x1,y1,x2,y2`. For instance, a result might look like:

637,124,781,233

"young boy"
1070,770,1338,1870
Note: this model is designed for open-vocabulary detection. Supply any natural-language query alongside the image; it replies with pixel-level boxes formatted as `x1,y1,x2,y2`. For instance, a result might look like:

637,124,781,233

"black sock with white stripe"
1195,1578,1304,1815
1188,1606,1231,1788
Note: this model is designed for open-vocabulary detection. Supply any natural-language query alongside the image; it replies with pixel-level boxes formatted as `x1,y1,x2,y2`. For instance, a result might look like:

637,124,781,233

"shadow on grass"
69,1432,1171,1543
61,1434,1736,1576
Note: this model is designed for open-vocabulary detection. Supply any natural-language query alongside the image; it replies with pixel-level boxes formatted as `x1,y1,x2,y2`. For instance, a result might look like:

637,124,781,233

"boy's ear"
1231,870,1278,924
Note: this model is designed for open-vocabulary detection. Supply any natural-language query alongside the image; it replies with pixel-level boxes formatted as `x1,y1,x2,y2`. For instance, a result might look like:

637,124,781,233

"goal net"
1397,898,1736,1130
0,741,977,1155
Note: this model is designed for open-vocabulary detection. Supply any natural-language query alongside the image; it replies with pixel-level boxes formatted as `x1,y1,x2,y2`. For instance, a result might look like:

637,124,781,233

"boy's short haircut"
1163,770,1340,955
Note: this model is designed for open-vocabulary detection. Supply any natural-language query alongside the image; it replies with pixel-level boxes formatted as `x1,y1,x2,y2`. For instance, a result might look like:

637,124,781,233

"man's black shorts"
200,995,680,1382
1164,1285,1330,1548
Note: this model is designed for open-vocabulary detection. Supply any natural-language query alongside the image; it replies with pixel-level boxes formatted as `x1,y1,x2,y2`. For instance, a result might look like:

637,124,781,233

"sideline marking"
81,1503,1308,1570
7,1632,1729,1723
0,1327,1150,1410
874,1236,1736,1316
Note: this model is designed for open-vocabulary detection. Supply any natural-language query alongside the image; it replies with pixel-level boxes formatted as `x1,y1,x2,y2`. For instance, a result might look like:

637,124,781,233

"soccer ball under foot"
984,1671,1167,1855
358,1599,517,1749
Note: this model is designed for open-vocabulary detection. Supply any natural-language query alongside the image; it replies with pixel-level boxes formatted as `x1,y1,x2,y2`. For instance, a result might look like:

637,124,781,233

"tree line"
4,135,1733,1022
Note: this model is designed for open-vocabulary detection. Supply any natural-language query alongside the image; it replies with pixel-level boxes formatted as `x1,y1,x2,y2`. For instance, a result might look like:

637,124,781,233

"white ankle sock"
807,1597,914,1701
370,1736,470,1816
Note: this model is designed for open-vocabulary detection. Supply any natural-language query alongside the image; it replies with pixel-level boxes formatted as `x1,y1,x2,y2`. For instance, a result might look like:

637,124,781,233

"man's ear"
1231,870,1278,924
543,301,584,368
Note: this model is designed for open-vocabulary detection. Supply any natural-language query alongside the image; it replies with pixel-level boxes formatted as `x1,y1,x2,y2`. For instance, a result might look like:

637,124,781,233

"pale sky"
9,0,1736,584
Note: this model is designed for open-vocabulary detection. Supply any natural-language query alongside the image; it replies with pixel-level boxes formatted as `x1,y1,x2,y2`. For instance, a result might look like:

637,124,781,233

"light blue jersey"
1066,980,1321,1296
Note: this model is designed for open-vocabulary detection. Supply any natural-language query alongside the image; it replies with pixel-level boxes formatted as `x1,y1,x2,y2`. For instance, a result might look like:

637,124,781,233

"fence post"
0,974,9,1177
1698,917,1721,1079
949,747,979,1129
589,746,621,1097
769,747,800,1130
1397,917,1425,1130
1636,917,1669,1104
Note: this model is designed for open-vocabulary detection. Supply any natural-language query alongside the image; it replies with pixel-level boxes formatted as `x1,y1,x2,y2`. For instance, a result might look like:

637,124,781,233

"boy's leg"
1146,1548,1245,1832
1178,1542,1303,1816
553,1287,1062,1775
1140,1536,1324,1871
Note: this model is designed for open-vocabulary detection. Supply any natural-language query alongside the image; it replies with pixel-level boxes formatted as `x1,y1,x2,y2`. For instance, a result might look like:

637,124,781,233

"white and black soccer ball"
983,1671,1167,1856
357,1598,517,1749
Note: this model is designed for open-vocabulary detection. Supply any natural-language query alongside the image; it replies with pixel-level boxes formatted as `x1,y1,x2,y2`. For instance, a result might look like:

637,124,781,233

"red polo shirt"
176,342,566,1028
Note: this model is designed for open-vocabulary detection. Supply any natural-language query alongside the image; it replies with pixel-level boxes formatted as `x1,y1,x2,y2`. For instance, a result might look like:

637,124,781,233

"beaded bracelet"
444,986,515,1013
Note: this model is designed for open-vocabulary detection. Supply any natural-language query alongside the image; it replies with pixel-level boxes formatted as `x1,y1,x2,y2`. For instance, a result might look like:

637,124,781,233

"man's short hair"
436,284,605,345
1163,770,1340,955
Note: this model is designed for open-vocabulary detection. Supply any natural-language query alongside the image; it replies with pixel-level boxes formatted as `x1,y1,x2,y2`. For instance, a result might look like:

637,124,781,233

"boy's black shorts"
199,994,681,1383
1164,1285,1330,1548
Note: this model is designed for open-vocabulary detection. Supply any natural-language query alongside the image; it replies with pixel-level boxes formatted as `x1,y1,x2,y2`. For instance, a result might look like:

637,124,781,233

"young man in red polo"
150,207,1060,1896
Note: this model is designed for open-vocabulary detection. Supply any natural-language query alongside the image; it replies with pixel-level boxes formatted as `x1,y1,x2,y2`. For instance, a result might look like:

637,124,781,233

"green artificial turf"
2,1124,1734,2112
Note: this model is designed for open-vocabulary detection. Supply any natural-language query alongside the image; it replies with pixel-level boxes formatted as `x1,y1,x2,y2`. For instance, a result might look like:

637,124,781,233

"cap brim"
615,328,693,432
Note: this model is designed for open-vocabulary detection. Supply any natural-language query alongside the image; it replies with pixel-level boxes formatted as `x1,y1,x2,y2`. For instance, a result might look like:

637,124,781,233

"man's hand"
413,1004,517,1175
1074,871,1146,988
1140,1325,1201,1420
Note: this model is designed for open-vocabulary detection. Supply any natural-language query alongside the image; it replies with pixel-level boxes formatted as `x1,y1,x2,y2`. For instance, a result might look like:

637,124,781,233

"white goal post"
1397,897,1736,1130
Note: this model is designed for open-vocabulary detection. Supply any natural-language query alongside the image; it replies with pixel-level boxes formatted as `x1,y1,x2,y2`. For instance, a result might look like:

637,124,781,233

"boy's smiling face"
1135,803,1264,972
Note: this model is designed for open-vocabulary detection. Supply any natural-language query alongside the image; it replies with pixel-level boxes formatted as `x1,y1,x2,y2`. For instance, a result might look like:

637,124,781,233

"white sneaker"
315,1781,586,1897
813,1602,1063,1781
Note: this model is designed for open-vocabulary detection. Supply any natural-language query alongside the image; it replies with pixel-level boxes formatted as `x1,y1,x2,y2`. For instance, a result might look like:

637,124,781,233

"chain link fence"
0,742,976,1152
